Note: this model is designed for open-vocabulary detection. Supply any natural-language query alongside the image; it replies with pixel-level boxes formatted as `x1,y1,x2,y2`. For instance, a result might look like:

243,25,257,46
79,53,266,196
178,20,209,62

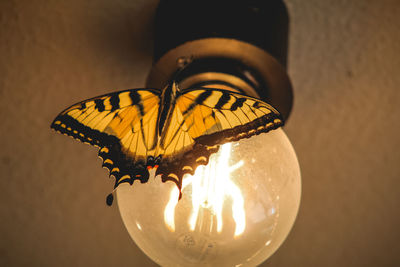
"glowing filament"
164,143,246,237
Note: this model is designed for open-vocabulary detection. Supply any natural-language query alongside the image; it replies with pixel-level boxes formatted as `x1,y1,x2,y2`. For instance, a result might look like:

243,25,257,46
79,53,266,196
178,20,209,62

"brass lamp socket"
146,0,293,121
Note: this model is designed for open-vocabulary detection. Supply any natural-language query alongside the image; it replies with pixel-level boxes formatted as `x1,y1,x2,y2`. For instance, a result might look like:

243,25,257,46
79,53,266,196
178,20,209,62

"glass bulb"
117,128,301,267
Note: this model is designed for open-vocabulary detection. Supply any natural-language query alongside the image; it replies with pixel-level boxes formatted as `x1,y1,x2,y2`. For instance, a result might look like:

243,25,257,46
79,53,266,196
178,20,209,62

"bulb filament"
164,143,246,237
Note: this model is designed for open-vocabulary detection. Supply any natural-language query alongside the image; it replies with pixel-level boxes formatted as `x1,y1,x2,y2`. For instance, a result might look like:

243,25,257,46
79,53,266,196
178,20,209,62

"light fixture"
117,0,301,266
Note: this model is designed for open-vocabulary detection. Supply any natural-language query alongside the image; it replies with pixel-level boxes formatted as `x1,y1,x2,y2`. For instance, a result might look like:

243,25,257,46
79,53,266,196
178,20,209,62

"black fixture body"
146,0,293,120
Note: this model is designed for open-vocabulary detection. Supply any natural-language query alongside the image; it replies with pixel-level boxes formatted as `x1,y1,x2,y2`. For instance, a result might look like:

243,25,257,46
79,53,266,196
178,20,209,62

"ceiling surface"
1,0,399,266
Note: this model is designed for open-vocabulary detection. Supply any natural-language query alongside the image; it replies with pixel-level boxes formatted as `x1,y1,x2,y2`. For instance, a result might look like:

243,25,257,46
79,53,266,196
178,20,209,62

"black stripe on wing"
182,90,213,115
51,114,114,147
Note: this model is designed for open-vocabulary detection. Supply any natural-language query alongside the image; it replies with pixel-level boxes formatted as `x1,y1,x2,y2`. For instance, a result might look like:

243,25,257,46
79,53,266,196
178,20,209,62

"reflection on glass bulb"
117,129,301,267
164,143,246,237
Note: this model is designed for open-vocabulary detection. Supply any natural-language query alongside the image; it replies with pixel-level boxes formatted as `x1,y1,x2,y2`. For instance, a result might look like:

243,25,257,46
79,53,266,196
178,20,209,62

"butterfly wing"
155,87,283,193
51,89,161,199
178,88,284,145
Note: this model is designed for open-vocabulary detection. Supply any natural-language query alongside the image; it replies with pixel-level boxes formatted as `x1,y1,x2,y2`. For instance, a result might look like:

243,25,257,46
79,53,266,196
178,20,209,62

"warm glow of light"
163,143,246,237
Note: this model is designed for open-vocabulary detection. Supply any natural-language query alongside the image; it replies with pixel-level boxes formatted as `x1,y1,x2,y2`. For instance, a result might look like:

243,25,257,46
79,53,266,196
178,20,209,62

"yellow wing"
155,87,283,192
51,89,161,203
177,88,284,145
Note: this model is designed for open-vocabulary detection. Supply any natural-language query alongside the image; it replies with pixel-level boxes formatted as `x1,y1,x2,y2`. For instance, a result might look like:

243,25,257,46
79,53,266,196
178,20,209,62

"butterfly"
51,82,283,205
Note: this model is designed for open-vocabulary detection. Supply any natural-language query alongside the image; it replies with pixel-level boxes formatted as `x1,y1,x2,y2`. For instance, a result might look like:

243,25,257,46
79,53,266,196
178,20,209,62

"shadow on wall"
83,0,158,66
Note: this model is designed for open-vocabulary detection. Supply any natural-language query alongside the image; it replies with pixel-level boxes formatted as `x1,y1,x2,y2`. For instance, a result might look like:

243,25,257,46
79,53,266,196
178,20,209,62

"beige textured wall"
1,0,399,266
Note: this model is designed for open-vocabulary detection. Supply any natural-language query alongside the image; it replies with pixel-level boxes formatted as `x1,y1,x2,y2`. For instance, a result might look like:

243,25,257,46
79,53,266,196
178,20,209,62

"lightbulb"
117,128,301,267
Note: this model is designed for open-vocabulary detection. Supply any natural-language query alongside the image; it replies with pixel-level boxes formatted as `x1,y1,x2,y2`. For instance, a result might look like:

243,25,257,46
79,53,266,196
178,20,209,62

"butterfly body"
51,82,283,205
158,79,178,137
